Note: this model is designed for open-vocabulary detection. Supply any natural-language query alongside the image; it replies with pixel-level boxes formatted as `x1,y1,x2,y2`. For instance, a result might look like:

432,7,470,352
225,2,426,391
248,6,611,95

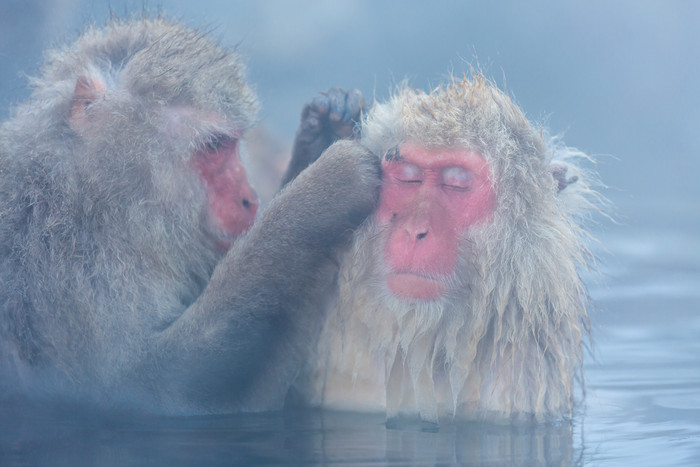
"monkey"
0,17,380,414
293,76,600,425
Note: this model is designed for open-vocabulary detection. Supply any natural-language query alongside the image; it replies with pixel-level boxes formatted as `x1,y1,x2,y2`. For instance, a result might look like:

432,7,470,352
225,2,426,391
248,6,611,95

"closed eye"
394,163,423,183
442,166,474,191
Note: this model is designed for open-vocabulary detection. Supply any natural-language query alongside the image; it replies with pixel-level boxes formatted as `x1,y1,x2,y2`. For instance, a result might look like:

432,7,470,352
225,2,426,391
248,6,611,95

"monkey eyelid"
202,133,237,152
441,184,471,192
390,162,423,183
397,179,422,185
441,166,474,191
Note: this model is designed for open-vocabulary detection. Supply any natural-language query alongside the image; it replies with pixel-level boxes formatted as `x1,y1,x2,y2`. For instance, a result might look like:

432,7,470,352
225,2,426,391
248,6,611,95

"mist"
2,1,699,229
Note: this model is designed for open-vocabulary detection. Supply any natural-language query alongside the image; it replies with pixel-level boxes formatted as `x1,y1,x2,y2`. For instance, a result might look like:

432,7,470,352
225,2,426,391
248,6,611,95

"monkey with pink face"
0,18,377,413
294,76,598,424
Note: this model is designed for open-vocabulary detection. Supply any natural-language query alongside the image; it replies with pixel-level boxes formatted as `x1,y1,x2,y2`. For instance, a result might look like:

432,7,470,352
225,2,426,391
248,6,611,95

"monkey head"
302,75,596,422
362,76,575,304
50,18,260,252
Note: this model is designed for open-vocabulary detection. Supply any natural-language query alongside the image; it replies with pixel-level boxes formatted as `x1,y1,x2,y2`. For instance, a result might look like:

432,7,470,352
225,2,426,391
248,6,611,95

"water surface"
2,207,698,466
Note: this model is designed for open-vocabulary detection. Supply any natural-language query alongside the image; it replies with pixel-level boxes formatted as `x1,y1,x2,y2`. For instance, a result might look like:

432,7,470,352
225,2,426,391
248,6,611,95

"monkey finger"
301,94,331,121
301,115,321,134
328,89,364,138
312,94,331,115
343,88,366,123
327,88,347,122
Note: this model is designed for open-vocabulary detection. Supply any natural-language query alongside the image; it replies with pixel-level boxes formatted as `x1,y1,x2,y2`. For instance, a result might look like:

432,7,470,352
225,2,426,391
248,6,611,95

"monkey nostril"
242,198,251,209
416,231,428,240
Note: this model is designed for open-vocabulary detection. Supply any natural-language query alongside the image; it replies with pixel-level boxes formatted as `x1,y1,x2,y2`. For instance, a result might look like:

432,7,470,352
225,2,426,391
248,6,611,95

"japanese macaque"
296,76,598,424
0,18,379,413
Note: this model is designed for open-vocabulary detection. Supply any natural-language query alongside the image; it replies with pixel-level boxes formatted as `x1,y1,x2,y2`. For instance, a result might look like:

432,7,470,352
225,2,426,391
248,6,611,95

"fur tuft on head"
32,16,259,129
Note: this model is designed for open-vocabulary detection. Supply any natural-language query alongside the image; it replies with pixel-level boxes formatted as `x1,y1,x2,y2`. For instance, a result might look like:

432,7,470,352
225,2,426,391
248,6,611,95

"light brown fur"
297,76,600,423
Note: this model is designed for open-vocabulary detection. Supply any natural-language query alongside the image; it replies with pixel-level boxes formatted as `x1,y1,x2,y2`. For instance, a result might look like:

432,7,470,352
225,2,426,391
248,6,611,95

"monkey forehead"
391,143,488,170
44,18,259,127
119,21,258,121
362,76,546,166
163,106,242,137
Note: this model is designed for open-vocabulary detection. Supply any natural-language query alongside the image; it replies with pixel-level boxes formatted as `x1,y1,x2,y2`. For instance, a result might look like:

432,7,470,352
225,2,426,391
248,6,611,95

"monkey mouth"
212,236,235,253
200,213,244,254
386,271,446,301
202,225,236,253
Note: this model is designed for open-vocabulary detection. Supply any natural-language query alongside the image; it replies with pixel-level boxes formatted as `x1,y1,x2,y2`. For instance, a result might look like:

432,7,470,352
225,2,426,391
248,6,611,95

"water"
1,1,699,465
2,205,698,466
579,216,700,465
1,404,577,465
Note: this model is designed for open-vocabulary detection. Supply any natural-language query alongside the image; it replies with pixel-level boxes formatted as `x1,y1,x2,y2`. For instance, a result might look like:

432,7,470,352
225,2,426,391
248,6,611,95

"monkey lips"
386,271,447,301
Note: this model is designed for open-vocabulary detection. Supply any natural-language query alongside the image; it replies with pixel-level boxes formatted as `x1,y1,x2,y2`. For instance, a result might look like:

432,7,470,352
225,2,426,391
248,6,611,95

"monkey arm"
281,88,366,188
149,140,380,412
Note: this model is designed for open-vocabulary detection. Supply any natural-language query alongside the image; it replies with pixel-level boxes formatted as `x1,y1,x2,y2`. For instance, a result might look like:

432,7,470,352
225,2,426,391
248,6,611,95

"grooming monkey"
0,18,377,413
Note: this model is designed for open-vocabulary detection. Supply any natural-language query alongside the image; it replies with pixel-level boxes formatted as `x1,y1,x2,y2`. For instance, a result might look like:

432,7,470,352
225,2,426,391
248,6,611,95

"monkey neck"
304,222,481,420
306,222,584,421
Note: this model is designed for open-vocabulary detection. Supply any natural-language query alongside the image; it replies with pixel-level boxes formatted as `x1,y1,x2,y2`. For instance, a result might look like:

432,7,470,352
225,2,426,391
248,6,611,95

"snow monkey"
0,18,378,413
295,76,598,424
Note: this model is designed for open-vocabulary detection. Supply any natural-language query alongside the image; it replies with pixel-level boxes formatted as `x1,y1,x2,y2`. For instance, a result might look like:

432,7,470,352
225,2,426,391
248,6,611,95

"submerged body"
0,18,379,413
297,76,599,423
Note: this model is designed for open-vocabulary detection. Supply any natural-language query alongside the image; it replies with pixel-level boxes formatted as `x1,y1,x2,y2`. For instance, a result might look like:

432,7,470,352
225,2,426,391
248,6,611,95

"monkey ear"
550,163,579,193
69,75,107,132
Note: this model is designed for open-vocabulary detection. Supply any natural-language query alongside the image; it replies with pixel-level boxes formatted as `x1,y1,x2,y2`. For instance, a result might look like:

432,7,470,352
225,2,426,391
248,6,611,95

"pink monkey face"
376,143,495,300
194,134,258,251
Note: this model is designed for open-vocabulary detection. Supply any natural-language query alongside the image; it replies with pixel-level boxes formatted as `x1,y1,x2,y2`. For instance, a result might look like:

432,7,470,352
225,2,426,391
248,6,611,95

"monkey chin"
201,221,243,254
386,272,446,301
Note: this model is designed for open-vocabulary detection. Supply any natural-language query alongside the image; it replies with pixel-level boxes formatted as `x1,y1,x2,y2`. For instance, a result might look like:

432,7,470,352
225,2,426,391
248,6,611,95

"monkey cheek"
219,207,257,236
386,273,446,301
201,203,257,253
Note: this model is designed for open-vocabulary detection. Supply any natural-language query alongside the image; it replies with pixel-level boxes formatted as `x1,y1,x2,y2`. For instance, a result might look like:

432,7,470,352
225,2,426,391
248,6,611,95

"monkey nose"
404,221,429,241
242,196,258,217
239,182,259,216
404,206,431,241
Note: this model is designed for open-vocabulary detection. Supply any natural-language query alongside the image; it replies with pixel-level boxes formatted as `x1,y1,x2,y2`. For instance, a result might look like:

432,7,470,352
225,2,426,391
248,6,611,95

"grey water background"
1,0,698,465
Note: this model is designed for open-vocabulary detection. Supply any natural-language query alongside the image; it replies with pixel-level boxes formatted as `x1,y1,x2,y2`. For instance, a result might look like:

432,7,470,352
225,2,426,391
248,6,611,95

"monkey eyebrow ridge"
384,146,403,162
202,133,237,152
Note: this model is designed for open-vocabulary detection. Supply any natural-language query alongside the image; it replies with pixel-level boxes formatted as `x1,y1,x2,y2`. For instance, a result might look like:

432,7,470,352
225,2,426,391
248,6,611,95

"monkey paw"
283,89,366,187
299,88,365,144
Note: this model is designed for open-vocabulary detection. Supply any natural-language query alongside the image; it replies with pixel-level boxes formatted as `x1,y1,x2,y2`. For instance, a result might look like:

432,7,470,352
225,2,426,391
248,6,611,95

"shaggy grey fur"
0,18,379,414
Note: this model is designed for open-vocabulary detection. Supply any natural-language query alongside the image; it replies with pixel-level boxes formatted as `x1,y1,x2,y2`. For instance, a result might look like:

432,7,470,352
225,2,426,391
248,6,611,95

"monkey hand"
274,139,380,244
281,88,366,187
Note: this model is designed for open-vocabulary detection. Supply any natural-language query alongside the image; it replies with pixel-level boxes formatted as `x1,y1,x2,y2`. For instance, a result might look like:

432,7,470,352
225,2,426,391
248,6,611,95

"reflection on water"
1,208,699,466
0,400,576,466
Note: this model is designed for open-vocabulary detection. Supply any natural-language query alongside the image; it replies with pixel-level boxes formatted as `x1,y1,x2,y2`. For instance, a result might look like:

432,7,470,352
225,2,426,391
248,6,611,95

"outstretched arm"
151,140,380,412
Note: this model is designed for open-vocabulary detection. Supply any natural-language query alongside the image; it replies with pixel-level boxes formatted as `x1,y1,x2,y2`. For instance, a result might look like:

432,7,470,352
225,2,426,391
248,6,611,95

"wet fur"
299,76,600,423
0,18,380,413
